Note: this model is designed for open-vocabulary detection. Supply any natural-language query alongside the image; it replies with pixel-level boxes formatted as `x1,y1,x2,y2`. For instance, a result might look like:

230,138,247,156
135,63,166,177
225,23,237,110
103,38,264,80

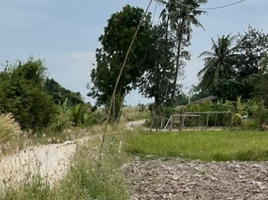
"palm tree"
156,0,207,102
198,34,238,89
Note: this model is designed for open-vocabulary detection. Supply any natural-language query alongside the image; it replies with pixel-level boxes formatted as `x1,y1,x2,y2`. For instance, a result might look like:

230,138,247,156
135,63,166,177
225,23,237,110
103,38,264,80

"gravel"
123,158,268,200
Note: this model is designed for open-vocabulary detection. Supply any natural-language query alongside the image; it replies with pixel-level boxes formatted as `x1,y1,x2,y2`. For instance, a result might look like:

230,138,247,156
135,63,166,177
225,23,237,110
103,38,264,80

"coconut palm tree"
156,0,207,102
198,34,238,89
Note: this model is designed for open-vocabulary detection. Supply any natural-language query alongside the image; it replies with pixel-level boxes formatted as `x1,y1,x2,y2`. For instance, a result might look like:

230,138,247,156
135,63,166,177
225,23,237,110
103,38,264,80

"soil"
122,158,268,200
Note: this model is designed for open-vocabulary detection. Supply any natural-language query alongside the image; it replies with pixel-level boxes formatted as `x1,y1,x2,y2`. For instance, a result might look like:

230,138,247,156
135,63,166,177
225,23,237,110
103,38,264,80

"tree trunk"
171,18,185,101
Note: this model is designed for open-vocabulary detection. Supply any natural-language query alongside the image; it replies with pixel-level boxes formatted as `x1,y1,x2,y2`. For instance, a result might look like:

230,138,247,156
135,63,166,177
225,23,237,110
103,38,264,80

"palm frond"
198,51,215,58
154,0,168,5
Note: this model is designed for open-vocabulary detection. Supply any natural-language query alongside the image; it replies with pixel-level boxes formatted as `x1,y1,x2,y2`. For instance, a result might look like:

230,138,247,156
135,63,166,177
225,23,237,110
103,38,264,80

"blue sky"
1,0,268,105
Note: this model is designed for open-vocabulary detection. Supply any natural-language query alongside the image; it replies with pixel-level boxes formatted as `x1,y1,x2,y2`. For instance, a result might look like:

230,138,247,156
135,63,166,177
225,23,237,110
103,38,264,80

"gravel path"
0,136,97,191
0,142,76,190
123,158,268,200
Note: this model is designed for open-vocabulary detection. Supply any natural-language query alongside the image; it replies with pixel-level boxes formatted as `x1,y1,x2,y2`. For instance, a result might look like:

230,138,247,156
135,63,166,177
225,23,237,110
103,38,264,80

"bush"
0,58,58,132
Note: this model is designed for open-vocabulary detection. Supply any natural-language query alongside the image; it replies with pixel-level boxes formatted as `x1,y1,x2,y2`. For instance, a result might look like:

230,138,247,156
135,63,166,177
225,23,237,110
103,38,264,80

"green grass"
125,130,268,161
52,136,130,200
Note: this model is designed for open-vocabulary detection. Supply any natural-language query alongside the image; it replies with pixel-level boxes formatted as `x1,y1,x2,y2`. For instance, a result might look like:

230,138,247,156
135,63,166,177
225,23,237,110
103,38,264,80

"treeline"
197,26,268,105
0,57,87,133
88,2,268,127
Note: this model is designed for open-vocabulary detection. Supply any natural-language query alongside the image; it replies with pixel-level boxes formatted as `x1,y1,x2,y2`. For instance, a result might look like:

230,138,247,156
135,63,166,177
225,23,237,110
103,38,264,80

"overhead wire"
201,0,247,10
173,0,247,11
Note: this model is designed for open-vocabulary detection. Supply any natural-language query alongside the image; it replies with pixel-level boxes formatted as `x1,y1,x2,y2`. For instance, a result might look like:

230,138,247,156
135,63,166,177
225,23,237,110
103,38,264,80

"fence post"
179,107,185,132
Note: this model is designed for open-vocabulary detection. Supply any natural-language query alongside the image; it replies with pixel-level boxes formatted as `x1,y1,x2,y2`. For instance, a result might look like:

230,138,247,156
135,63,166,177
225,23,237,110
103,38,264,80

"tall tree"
198,34,238,90
88,5,152,121
156,0,207,101
235,26,268,79
139,24,176,109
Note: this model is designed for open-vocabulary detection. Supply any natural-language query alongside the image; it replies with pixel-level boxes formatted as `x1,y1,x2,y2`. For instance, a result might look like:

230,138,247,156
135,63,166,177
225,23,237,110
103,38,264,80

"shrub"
0,58,58,132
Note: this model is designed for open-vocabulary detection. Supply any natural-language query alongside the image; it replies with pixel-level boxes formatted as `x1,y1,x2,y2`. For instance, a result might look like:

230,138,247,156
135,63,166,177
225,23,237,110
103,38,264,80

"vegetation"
0,58,58,132
198,34,237,89
157,0,207,101
53,136,129,200
0,113,22,156
125,130,268,161
197,27,268,102
139,23,176,109
44,78,84,106
88,5,153,122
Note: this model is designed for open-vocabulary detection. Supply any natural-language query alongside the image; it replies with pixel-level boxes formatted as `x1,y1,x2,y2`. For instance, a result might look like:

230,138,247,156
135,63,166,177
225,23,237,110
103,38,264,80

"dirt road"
0,141,77,190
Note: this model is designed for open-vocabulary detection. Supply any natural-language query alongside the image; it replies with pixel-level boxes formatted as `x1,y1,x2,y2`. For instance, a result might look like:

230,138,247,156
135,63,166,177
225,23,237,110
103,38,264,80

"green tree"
88,5,152,122
247,73,268,107
44,78,84,105
232,27,268,100
198,34,238,90
139,24,176,108
157,0,207,101
212,79,245,101
235,26,268,79
0,58,58,132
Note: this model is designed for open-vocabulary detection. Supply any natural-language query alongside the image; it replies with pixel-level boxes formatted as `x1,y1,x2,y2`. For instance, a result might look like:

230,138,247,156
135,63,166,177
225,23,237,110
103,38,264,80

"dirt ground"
123,158,268,200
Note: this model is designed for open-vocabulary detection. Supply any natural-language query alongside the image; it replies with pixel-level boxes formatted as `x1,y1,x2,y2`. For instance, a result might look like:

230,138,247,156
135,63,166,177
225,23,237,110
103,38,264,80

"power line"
169,0,247,11
201,0,247,10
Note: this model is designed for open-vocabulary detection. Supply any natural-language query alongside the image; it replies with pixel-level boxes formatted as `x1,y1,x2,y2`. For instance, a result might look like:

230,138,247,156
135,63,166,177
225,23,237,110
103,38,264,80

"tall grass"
2,175,51,200
52,135,130,200
0,113,22,156
125,130,268,161
121,106,150,122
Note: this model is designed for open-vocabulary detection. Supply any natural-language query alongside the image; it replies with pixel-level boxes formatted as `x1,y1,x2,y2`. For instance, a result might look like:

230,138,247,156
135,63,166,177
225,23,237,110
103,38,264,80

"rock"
171,175,179,180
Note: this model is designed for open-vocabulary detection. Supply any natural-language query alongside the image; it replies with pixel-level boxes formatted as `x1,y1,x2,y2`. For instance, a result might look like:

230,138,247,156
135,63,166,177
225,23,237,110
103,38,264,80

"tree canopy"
198,27,268,102
139,23,176,108
157,0,207,101
198,34,237,89
44,78,84,106
88,5,153,121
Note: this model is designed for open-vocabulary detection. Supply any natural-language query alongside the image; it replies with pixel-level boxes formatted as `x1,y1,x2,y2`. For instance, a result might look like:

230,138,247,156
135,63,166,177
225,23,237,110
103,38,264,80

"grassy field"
125,130,268,161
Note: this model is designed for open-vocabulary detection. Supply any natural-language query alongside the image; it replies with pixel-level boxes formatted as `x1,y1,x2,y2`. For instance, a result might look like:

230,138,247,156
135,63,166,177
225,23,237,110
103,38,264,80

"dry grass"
0,113,22,156
120,106,150,123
